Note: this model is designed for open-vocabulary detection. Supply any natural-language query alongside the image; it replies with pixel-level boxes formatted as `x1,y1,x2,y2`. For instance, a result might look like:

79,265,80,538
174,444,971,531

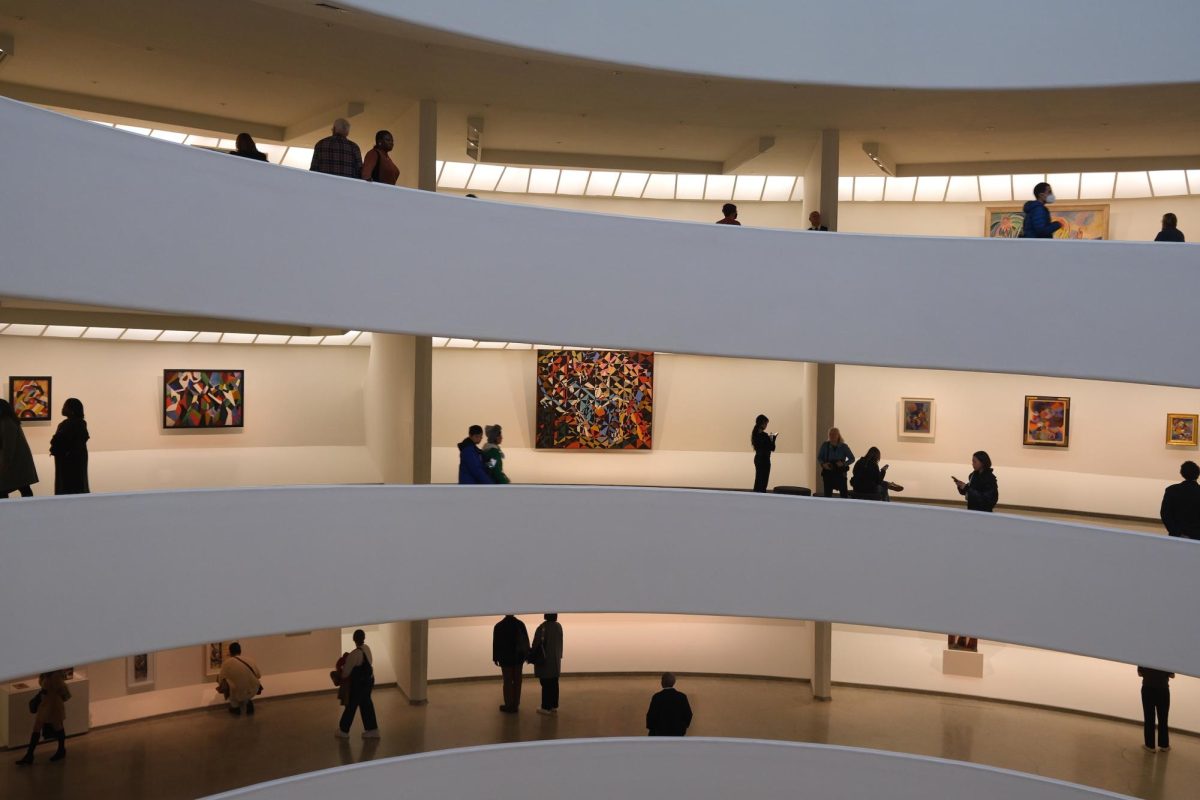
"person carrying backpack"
335,629,379,739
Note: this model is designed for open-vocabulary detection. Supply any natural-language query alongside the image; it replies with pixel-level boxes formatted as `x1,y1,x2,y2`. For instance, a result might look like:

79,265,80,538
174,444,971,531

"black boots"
14,731,38,766
14,729,65,766
50,729,67,762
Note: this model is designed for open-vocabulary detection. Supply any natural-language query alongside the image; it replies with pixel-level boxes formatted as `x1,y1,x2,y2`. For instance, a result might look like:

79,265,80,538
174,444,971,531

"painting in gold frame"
1023,396,1070,447
985,204,1109,240
1166,413,1198,447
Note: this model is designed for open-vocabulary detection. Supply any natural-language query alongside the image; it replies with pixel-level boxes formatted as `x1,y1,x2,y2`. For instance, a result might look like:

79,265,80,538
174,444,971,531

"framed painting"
898,397,935,438
9,376,52,421
163,370,244,428
1166,413,1198,447
126,653,155,689
985,204,1109,240
204,642,228,678
535,349,653,449
1024,396,1070,447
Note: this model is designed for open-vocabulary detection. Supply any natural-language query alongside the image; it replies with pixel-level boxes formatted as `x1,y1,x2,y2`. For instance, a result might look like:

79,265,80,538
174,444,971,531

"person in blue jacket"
458,424,495,484
1020,182,1063,239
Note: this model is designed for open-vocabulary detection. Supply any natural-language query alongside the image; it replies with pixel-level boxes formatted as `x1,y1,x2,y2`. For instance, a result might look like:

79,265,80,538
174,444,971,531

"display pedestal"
942,649,983,678
2,674,90,748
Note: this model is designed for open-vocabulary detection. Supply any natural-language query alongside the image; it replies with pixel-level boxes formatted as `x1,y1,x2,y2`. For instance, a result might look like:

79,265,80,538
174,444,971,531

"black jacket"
960,468,998,512
851,459,884,495
1021,200,1062,238
49,417,89,495
492,615,530,667
1160,481,1200,538
751,428,775,461
646,688,692,736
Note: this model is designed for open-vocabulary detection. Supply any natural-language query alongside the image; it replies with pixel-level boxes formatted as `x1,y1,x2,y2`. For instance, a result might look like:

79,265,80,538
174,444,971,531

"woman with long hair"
750,414,776,493
0,398,38,498
50,397,89,495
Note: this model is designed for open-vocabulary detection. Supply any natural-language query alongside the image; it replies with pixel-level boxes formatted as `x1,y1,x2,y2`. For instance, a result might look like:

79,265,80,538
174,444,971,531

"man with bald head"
646,672,693,736
310,117,363,179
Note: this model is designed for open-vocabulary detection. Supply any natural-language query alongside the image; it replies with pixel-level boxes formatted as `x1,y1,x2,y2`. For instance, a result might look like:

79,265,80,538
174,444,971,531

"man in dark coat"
1020,182,1063,239
1161,461,1200,539
646,672,693,736
458,425,495,484
493,615,529,713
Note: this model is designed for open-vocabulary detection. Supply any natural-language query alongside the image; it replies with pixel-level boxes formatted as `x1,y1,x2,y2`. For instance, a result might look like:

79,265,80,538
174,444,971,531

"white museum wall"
833,624,1200,733
0,337,378,493
461,192,807,230
838,195,1200,242
834,364,1200,517
430,349,815,491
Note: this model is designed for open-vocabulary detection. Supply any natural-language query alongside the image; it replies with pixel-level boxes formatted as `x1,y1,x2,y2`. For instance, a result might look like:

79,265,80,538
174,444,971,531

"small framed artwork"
164,370,244,428
126,653,155,689
1024,396,1070,447
9,376,52,421
898,398,935,438
1166,413,1198,447
204,642,228,678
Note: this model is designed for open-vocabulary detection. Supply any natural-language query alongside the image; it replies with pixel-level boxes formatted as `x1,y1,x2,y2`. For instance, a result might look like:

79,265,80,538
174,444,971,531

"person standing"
0,398,38,498
309,118,362,179
458,425,495,484
230,133,268,161
1137,666,1174,752
532,613,564,715
646,673,692,736
1020,182,1063,239
1154,213,1186,242
1160,461,1200,539
217,642,261,716
750,415,776,493
493,614,530,713
14,670,70,765
482,424,511,484
49,398,89,495
817,427,854,498
336,629,379,739
952,451,998,512
715,203,740,225
361,130,400,185
807,211,828,231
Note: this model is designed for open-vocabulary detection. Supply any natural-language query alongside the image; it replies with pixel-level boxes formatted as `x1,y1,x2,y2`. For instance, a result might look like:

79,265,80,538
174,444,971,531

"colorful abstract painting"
163,370,244,428
1024,395,1070,447
9,376,52,421
899,397,935,438
536,349,653,449
985,204,1109,240
1166,413,1198,447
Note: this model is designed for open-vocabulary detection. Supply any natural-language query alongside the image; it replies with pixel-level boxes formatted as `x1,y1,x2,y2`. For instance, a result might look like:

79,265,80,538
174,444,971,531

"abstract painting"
9,376,52,421
127,653,155,689
985,204,1109,240
1024,396,1070,447
204,642,228,677
164,370,244,428
898,397,935,438
1166,413,1198,447
536,349,653,449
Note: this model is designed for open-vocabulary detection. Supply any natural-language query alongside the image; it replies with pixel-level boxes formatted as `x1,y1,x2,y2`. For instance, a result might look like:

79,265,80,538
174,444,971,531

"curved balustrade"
2,99,1198,388
1,485,1196,682
315,0,1199,91
205,737,1129,800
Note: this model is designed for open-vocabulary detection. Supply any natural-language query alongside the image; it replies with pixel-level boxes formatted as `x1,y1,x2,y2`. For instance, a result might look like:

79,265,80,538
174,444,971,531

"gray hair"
485,424,503,444
332,118,351,136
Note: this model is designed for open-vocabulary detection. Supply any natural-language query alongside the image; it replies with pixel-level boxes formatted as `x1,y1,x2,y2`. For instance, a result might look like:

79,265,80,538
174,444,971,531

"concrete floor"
3,676,1195,800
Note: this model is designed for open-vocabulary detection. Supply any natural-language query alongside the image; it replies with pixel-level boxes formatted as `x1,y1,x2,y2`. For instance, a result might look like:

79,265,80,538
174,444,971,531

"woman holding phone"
948,450,998,651
751,414,777,493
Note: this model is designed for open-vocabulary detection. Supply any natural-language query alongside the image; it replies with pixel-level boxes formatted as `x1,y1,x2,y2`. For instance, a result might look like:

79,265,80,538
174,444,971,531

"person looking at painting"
458,425,495,484
750,415,776,493
14,669,70,765
1154,212,1186,242
1137,665,1174,752
482,424,511,484
850,447,903,501
1160,461,1200,539
50,398,89,495
716,203,740,225
1020,182,1063,239
0,398,38,498
217,641,261,716
817,427,854,498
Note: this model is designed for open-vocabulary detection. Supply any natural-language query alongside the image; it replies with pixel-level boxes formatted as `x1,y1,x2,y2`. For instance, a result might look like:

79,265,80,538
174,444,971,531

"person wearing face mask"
1020,182,1063,239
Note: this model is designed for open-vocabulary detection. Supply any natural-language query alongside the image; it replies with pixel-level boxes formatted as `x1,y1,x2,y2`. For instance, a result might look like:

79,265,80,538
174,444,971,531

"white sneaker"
334,729,350,739
536,707,553,716
362,729,381,739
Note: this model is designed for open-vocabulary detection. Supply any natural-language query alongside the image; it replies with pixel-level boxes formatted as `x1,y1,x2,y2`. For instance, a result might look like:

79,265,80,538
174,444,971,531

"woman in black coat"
50,398,89,495
952,450,998,512
750,414,776,493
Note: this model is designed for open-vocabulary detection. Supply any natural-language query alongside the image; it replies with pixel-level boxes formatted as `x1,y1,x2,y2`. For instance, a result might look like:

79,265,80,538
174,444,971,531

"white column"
803,128,840,231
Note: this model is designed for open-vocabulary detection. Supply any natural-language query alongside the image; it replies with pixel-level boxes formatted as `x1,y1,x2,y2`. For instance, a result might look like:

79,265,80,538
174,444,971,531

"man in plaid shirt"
309,118,362,179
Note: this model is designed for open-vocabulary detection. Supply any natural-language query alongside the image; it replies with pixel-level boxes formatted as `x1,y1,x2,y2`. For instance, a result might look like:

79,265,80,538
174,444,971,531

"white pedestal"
942,649,984,678
2,674,90,748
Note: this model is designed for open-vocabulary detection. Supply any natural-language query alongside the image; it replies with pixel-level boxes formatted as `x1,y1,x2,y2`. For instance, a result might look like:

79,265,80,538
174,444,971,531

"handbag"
28,690,43,714
233,656,264,695
527,628,546,667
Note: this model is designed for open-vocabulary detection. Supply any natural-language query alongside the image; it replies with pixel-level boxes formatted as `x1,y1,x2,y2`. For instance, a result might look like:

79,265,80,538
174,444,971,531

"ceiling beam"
284,101,366,142
0,82,285,140
0,307,342,337
483,149,722,175
723,136,775,173
897,155,1200,177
